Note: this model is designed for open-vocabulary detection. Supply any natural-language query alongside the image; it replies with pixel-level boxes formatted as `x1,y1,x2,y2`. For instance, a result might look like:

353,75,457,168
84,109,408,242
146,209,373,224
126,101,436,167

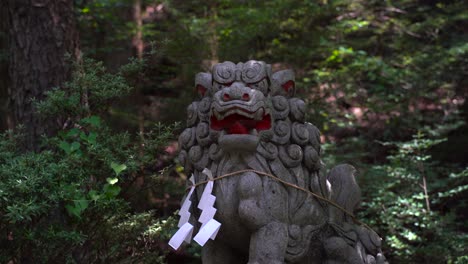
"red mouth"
210,113,271,135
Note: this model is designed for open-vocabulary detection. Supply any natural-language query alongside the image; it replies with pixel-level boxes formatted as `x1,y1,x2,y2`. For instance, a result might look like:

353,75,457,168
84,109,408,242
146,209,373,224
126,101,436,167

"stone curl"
188,145,209,171
196,122,212,146
272,95,290,120
304,145,320,171
197,97,212,122
187,101,199,127
179,127,196,150
177,150,190,173
242,60,267,83
257,142,278,160
289,98,306,122
213,61,236,84
279,144,303,168
209,143,224,161
305,122,321,150
291,122,310,146
272,120,291,145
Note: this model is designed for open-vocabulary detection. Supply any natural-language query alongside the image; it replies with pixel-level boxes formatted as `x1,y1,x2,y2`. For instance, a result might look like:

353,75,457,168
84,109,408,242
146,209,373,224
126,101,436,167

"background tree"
3,0,80,150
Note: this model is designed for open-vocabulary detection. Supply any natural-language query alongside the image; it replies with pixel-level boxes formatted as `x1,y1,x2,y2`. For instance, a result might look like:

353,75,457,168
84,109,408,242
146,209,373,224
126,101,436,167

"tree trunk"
0,3,12,132
5,0,79,150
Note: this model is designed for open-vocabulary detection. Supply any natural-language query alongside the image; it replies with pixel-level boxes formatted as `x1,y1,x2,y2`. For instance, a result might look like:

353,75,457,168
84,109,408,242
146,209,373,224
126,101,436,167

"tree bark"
5,0,79,150
0,3,12,132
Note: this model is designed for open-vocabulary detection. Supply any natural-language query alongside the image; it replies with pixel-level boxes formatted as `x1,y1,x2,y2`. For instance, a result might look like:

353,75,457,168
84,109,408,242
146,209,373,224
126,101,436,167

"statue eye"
248,79,268,94
248,82,260,88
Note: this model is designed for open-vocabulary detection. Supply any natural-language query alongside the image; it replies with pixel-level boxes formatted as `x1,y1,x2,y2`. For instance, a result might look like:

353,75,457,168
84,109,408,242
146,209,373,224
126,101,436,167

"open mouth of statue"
210,107,271,135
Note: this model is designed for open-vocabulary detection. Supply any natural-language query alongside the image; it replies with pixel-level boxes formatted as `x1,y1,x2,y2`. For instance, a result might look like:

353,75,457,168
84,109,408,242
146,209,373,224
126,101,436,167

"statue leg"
248,221,288,264
237,171,288,263
238,172,271,230
202,240,247,264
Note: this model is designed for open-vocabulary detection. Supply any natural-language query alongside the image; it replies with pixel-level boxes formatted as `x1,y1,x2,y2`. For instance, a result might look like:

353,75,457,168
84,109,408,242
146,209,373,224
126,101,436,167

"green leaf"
110,162,126,176
88,190,100,202
87,132,97,145
80,131,88,141
70,142,80,152
106,177,118,185
66,200,89,218
81,116,101,127
66,128,80,138
103,184,121,198
59,141,71,154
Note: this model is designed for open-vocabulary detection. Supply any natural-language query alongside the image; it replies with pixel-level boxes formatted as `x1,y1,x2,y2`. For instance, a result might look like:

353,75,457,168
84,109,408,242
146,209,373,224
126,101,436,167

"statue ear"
195,72,212,97
271,69,295,97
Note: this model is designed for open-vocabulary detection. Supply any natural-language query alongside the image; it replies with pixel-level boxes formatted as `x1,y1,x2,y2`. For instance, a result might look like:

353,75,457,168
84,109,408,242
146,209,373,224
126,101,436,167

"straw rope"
187,169,375,232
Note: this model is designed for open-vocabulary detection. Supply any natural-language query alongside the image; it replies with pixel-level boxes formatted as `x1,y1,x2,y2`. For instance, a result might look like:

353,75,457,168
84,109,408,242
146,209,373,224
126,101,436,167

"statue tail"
326,164,361,224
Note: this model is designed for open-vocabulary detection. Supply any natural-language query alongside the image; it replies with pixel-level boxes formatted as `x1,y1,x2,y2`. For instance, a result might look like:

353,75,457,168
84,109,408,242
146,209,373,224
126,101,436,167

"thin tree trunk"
208,6,218,65
133,0,144,61
5,0,80,150
133,0,146,187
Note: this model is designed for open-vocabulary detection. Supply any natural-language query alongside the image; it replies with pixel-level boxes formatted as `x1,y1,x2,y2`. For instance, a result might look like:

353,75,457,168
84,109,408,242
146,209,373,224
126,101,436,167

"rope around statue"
186,169,379,236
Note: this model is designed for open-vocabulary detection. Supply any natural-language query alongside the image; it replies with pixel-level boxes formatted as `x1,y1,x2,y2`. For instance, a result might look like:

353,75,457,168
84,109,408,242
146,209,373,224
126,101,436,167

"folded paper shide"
169,169,220,250
167,175,194,250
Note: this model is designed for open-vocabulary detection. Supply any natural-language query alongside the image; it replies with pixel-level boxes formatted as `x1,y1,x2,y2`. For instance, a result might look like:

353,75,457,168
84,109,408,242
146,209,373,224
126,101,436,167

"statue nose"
222,91,250,101
222,84,251,102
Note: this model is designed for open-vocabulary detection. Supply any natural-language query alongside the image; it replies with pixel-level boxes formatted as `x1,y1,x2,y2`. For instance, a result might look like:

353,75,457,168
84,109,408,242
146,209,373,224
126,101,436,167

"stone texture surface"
179,61,388,264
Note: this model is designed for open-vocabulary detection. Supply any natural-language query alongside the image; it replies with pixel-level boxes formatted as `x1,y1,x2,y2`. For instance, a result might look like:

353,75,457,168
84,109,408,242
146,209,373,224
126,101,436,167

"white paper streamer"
168,169,222,249
168,222,194,250
193,169,221,246
193,218,221,246
168,175,195,250
177,176,195,228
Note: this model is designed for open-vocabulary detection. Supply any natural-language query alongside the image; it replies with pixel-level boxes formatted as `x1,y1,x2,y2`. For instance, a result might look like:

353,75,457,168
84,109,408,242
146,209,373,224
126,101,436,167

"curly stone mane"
177,61,387,264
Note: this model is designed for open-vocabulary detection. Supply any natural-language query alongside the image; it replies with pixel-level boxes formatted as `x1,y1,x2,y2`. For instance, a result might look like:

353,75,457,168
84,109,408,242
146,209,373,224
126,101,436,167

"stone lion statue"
177,61,388,264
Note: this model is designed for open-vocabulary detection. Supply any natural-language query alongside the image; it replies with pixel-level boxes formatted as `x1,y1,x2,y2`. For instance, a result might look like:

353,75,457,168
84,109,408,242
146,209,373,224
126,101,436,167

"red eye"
281,80,294,93
196,85,207,96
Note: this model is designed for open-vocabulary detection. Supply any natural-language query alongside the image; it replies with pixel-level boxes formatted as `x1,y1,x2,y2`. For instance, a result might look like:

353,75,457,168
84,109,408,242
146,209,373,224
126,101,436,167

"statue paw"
376,253,388,264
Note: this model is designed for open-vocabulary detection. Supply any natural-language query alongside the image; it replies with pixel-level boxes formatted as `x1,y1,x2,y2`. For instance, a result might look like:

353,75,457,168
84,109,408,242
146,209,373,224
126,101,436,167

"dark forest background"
0,0,467,263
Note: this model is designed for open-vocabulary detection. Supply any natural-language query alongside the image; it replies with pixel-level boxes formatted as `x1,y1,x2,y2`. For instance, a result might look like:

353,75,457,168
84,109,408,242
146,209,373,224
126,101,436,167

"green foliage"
0,58,180,263
359,132,468,262
35,58,133,118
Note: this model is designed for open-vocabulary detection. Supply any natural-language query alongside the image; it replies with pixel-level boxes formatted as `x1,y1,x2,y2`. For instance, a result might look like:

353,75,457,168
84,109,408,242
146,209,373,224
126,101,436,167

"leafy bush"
358,132,468,263
0,58,180,263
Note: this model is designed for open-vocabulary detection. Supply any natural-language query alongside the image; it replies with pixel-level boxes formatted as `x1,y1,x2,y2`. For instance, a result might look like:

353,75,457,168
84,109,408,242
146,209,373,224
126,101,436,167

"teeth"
254,108,264,120
213,110,224,120
213,105,268,121
250,129,258,136
221,109,255,119
219,130,226,138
